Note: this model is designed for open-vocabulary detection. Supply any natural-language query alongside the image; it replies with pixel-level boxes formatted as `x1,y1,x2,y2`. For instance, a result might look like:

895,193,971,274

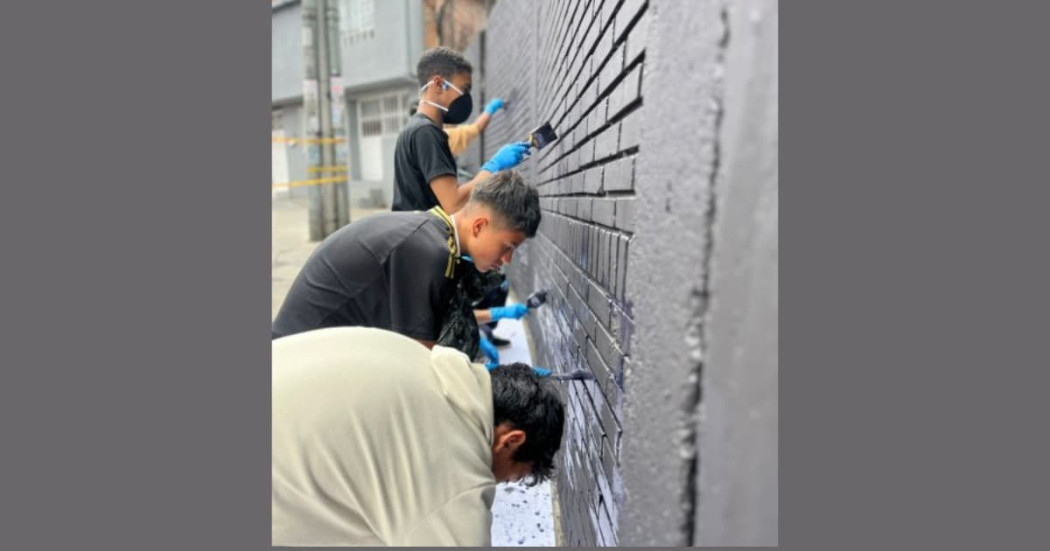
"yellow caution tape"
271,175,348,189
270,136,348,143
307,165,349,173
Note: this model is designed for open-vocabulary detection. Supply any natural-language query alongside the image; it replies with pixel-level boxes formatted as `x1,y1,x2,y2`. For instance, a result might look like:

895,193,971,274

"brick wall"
458,35,484,174
476,0,649,546
473,0,777,546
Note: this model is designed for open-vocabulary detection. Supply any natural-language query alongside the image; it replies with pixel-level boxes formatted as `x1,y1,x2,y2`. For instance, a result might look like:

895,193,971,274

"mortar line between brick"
551,1,648,137
539,101,643,176
544,210,632,236
534,227,634,322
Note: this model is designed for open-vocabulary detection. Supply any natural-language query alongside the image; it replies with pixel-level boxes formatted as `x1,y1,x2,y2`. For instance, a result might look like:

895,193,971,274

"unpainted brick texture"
474,0,646,545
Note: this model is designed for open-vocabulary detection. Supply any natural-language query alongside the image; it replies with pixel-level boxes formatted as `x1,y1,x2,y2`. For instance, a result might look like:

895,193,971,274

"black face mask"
420,78,473,124
444,92,473,124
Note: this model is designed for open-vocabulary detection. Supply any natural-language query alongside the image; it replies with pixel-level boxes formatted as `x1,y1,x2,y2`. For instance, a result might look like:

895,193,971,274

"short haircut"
490,363,565,486
416,47,473,87
468,170,542,237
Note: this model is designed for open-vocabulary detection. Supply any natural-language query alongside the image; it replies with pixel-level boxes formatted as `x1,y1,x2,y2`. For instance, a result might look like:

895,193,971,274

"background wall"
271,3,304,104
474,0,777,545
338,0,420,91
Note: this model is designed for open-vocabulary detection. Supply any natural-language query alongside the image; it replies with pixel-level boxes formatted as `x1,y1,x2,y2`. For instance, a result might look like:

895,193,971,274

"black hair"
416,46,473,87
469,170,542,237
489,363,565,486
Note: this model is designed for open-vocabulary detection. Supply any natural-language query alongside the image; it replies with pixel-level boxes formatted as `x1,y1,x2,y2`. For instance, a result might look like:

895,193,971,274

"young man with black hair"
408,96,507,157
271,170,540,353
393,46,531,216
271,326,565,546
395,47,536,353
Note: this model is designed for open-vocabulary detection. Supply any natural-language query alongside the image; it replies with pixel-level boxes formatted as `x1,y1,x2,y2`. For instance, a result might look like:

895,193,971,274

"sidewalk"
270,194,556,546
271,195,388,320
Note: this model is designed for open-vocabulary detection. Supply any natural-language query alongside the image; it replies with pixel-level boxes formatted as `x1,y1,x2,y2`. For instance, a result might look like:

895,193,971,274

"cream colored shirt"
272,327,497,546
444,123,481,157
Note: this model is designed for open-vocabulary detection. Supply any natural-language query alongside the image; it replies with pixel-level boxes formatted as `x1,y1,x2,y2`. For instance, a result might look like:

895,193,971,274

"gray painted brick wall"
475,0,777,546
477,0,646,545
458,38,485,174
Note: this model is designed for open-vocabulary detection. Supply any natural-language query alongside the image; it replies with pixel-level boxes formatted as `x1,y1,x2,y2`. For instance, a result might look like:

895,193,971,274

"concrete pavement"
271,195,387,320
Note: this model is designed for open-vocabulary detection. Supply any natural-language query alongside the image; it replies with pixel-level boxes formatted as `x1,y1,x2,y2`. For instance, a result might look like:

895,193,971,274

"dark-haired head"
460,171,541,273
467,170,541,238
416,46,473,87
489,363,565,486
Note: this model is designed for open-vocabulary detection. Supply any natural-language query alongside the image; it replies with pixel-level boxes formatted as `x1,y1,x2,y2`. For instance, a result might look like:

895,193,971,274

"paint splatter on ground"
491,479,555,546
488,312,557,546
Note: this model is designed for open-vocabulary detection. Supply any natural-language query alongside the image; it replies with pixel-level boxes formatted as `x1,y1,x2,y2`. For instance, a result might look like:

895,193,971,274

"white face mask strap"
419,80,450,113
420,99,448,112
444,79,464,96
420,78,463,98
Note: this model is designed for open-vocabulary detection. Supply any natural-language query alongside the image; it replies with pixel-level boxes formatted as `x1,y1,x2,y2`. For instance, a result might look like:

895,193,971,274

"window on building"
401,90,415,121
360,98,382,136
358,91,412,137
382,95,401,133
341,0,375,45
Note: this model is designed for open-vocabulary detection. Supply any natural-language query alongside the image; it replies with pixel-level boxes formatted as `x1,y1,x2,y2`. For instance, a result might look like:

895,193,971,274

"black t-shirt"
271,211,457,341
392,113,458,211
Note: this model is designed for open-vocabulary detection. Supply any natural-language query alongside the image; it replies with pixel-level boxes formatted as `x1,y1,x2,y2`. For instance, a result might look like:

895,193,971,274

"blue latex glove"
482,141,530,173
490,303,528,321
479,335,500,368
484,98,505,115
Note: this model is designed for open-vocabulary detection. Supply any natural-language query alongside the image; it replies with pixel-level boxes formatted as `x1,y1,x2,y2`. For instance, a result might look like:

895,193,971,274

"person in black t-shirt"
403,96,517,347
406,97,506,157
393,46,531,215
272,171,541,350
394,47,538,354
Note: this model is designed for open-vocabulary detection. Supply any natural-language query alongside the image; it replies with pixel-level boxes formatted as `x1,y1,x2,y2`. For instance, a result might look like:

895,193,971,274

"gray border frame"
3,1,1048,549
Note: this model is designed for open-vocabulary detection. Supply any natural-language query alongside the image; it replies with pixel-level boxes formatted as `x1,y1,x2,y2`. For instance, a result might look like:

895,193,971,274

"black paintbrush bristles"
550,370,595,381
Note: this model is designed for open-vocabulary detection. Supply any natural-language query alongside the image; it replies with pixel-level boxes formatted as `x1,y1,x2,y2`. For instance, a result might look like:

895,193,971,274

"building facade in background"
271,1,308,198
272,0,492,207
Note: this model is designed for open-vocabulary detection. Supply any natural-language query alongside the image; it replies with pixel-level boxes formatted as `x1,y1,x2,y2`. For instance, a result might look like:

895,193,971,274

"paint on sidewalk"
487,313,557,547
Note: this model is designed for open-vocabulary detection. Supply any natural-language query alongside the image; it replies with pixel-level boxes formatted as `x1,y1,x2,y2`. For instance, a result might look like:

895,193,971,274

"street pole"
324,0,351,228
315,0,339,237
302,0,324,240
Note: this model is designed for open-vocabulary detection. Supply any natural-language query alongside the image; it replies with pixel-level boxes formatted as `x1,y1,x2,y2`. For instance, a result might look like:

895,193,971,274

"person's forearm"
474,112,491,132
448,170,492,213
474,309,493,324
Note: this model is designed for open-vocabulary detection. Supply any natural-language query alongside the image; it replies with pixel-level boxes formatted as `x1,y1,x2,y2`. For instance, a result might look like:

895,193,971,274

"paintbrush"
549,370,595,381
526,289,548,309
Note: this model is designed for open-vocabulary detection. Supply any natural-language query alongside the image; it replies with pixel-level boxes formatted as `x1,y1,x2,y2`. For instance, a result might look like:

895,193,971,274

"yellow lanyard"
428,207,458,278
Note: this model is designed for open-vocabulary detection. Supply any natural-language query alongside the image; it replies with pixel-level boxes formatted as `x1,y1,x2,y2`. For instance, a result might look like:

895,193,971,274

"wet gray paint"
691,1,778,545
477,0,777,546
